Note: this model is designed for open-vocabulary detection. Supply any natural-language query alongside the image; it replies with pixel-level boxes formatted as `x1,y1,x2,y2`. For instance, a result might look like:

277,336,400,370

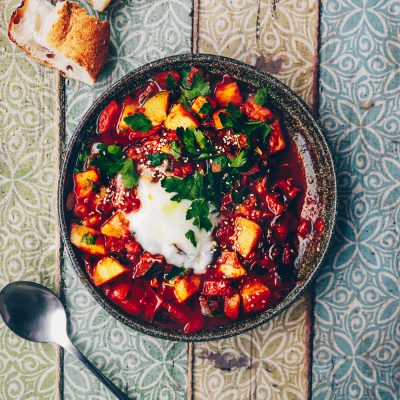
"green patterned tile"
0,0,60,399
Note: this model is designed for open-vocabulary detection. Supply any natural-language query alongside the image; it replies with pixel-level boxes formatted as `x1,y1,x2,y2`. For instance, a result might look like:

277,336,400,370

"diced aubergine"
93,256,129,286
164,103,199,130
234,217,262,258
70,223,106,255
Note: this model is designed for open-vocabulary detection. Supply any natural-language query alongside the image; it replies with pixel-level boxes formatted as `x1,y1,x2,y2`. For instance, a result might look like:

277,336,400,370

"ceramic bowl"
59,54,336,341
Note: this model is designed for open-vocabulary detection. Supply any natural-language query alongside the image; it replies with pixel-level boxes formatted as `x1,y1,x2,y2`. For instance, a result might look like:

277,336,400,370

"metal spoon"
0,281,130,400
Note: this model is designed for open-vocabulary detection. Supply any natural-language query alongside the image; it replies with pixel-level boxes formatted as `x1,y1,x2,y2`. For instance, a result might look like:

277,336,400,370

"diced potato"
74,169,99,199
174,274,202,303
240,278,271,314
224,292,241,319
142,91,170,126
268,120,286,154
215,81,243,107
191,96,216,118
217,252,246,279
100,211,130,238
164,103,199,130
213,109,226,130
118,97,139,132
70,223,106,255
93,256,129,286
234,217,262,258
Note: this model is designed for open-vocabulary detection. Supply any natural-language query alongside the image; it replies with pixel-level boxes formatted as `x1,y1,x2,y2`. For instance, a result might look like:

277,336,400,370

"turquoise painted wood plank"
62,1,192,399
313,1,400,399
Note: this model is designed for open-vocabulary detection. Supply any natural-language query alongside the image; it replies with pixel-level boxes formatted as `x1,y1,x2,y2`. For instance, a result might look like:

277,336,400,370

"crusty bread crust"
47,2,110,82
8,0,110,84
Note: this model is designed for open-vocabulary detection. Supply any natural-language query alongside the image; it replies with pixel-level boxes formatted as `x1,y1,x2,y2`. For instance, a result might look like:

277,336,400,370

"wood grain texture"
0,1,61,398
194,0,320,398
62,1,193,399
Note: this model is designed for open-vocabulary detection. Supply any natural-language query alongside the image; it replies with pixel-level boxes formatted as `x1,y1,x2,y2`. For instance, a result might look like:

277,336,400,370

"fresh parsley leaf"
161,173,205,202
186,199,212,231
75,150,89,172
92,145,138,189
219,104,241,129
177,127,215,159
164,266,186,280
169,141,182,159
81,232,96,245
124,113,152,132
254,88,268,106
165,73,177,91
226,103,242,119
199,99,213,114
147,153,169,166
179,68,191,86
231,149,248,168
179,96,191,111
185,230,197,246
181,73,211,100
212,155,230,171
120,158,138,189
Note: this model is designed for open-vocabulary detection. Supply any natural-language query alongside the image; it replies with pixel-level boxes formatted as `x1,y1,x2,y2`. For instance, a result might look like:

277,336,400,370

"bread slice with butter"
8,0,110,85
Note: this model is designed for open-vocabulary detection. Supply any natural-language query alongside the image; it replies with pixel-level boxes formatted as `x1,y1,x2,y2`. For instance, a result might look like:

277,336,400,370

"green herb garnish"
186,199,213,231
124,113,152,132
81,232,96,245
181,72,211,100
164,266,186,280
199,99,213,114
147,153,169,166
92,144,138,189
177,127,215,159
254,88,269,106
165,73,177,91
231,149,248,168
185,230,197,246
169,141,182,159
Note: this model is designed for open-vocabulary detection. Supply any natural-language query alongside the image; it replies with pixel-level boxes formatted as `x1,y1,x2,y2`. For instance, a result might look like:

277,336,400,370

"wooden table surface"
0,0,399,399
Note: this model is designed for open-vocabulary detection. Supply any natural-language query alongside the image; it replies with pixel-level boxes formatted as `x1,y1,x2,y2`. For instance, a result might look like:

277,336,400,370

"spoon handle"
63,339,130,400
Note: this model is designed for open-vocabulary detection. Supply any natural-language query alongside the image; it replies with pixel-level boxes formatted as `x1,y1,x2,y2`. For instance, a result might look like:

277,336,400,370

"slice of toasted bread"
88,0,112,12
8,0,110,85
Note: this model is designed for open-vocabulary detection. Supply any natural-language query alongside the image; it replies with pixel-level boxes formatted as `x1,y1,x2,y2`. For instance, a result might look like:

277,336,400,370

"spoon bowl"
0,281,68,345
0,281,130,400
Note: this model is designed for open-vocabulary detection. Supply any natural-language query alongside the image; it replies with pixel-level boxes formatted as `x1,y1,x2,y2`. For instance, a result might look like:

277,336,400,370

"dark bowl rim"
58,53,337,342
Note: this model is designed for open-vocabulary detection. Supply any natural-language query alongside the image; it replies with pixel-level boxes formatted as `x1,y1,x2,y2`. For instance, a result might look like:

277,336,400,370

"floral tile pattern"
312,1,400,399
62,1,192,399
0,0,60,398
194,0,319,398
